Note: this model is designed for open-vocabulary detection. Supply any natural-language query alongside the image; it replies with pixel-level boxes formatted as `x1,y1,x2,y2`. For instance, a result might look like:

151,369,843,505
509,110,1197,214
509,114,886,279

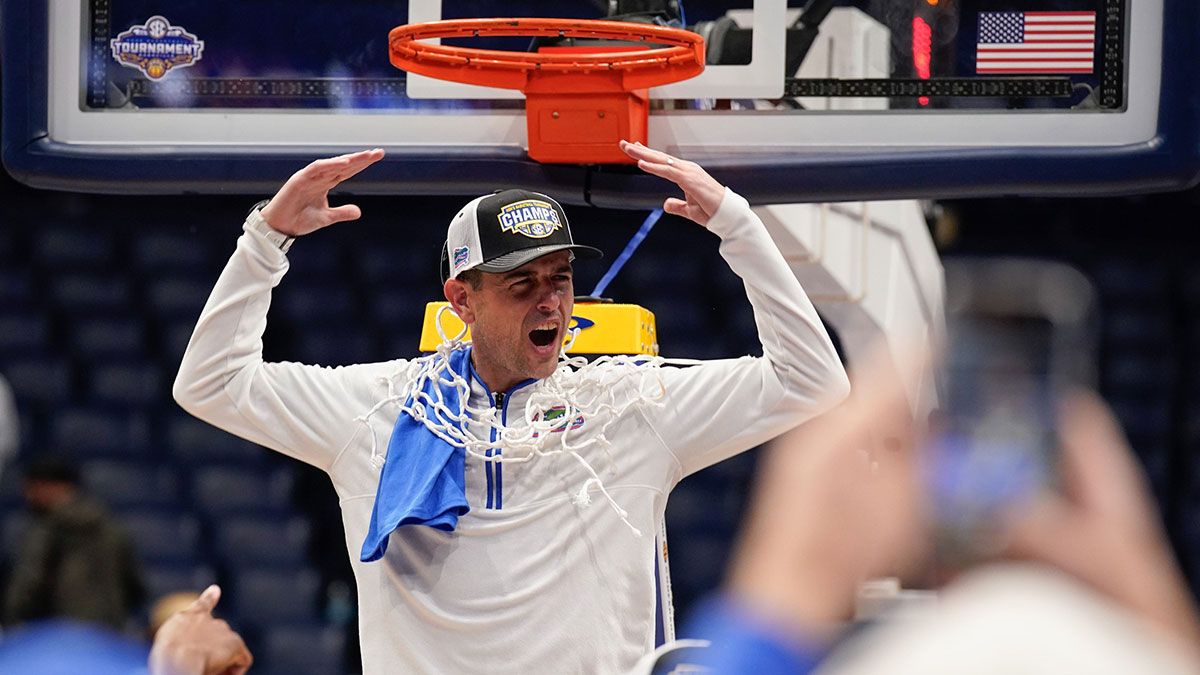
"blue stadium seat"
1185,270,1200,310
0,464,26,511
33,227,115,269
68,316,147,359
293,328,378,367
0,311,51,356
0,511,30,563
0,228,14,264
1104,354,1175,394
624,257,703,295
369,287,428,330
49,405,152,458
1127,442,1170,499
131,232,212,272
0,268,33,310
1089,261,1167,301
659,334,725,360
227,565,321,627
1,356,73,405
273,283,357,324
281,241,343,276
1188,398,1200,447
190,465,293,517
13,405,35,456
142,562,218,602
118,509,204,564
357,244,431,286
161,319,198,365
145,276,214,320
1107,395,1171,441
649,300,711,349
257,621,347,675
1104,310,1171,348
50,274,133,313
82,459,181,509
164,414,266,466
665,532,728,614
665,480,742,538
383,330,425,359
88,361,163,407
212,515,310,566
694,449,759,487
720,302,760,354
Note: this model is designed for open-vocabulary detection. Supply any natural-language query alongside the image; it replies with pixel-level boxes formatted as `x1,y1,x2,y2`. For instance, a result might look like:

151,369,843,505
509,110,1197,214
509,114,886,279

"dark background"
2,152,1199,673
4,0,1200,673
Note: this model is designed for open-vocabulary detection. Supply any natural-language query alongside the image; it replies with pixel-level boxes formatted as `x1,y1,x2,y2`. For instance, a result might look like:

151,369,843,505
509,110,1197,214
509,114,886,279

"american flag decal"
976,11,1096,74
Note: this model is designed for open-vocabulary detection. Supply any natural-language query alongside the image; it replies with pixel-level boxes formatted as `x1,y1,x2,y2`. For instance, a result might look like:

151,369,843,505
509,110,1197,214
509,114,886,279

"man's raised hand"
260,148,385,237
619,140,726,228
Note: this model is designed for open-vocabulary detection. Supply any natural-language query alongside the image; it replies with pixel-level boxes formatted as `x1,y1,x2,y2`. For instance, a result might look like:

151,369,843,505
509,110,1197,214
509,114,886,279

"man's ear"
444,279,476,324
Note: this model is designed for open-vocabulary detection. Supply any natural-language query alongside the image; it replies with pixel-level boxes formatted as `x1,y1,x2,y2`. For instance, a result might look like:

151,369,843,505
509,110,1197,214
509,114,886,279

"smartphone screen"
927,259,1096,565
927,314,1060,560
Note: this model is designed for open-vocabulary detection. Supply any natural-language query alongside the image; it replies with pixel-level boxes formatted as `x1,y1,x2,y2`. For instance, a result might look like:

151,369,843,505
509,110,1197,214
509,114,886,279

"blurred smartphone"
927,259,1096,564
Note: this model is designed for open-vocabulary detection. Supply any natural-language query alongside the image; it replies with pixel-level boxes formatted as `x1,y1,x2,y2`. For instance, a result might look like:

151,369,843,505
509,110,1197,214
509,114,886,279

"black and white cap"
441,189,602,282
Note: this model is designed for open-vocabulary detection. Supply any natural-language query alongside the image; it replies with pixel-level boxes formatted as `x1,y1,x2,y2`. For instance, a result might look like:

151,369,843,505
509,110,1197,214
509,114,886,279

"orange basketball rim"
388,18,706,164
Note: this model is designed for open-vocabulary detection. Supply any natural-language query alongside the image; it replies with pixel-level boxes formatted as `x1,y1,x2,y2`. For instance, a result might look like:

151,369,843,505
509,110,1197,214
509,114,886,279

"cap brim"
473,243,603,274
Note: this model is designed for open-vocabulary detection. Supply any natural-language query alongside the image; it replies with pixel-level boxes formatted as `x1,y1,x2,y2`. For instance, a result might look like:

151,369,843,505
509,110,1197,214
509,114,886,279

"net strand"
355,305,665,536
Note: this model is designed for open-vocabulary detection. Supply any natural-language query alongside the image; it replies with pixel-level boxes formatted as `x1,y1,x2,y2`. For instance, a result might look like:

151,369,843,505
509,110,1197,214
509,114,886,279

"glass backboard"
2,0,1197,204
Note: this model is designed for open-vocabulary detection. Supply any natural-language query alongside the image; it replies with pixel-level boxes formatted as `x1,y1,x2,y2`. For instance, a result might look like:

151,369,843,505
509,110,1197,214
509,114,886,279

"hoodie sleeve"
641,189,850,478
172,208,403,473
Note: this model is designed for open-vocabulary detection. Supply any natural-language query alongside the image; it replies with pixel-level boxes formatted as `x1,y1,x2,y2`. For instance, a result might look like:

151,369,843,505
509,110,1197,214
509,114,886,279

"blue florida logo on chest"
497,199,563,239
532,406,585,438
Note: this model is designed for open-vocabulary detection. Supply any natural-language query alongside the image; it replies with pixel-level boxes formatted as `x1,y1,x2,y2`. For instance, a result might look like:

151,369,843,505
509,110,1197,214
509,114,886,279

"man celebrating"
174,140,848,673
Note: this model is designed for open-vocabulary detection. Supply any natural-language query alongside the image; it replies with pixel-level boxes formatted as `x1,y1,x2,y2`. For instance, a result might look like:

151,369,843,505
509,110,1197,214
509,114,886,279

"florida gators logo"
452,246,470,270
533,406,585,437
497,199,562,239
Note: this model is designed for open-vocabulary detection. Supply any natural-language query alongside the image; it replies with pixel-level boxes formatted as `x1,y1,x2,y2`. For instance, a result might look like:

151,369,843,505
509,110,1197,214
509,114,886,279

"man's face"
449,250,575,392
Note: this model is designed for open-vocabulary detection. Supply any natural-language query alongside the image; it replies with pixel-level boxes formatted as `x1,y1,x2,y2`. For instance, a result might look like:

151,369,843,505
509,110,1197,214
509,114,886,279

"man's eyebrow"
501,269,535,282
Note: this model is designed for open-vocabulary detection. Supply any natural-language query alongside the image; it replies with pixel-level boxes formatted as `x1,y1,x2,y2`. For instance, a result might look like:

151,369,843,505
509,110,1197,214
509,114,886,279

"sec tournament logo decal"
110,16,205,80
497,199,562,239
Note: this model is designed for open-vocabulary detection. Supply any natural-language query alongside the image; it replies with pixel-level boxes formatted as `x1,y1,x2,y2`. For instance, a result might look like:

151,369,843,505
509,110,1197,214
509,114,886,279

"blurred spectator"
3,458,145,631
667,348,1200,674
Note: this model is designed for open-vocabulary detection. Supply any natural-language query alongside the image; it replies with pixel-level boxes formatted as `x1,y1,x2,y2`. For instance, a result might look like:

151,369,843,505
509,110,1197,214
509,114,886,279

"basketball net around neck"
356,305,666,537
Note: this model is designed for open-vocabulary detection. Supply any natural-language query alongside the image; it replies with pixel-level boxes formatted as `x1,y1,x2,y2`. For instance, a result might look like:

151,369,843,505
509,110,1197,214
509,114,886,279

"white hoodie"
173,188,849,674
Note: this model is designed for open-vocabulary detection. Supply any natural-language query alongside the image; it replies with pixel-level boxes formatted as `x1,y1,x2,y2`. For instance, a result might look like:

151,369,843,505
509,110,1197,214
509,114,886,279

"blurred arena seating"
1,168,1199,674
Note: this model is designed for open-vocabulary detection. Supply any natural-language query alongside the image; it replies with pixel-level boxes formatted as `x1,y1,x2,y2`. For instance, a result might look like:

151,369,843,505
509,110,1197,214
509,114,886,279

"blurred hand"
720,344,1200,665
727,347,929,643
1001,392,1200,653
148,584,253,675
259,148,385,237
619,140,726,227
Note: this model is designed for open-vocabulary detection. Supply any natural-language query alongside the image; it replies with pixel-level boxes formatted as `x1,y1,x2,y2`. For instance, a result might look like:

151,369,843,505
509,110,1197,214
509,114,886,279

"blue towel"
360,347,473,562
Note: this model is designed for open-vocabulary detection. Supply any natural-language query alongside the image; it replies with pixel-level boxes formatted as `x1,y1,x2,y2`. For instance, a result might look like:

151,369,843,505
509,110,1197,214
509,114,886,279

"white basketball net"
356,305,665,536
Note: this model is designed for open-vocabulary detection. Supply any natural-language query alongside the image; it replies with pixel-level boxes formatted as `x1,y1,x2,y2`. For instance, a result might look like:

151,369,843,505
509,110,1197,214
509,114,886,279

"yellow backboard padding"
419,301,658,355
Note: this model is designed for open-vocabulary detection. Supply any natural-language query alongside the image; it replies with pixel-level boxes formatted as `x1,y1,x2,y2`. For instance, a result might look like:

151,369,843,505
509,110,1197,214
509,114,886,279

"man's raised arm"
618,141,850,477
172,150,391,471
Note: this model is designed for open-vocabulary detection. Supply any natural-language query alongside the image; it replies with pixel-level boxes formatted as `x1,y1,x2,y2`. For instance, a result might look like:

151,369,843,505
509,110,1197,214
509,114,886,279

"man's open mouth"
529,320,559,348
